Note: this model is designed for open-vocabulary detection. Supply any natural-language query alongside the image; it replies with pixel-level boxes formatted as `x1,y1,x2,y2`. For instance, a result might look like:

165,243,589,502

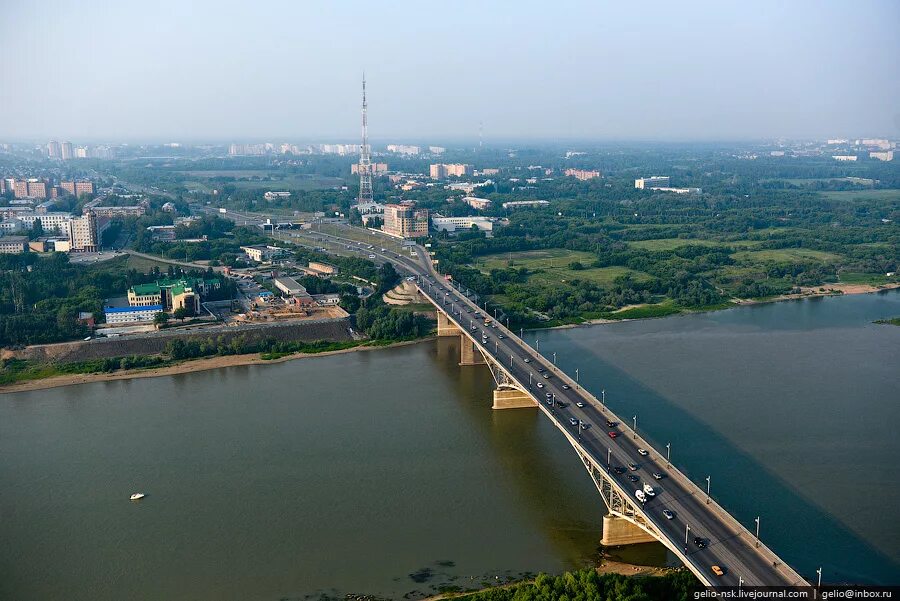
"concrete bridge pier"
600,514,657,546
459,337,486,366
437,312,461,336
492,388,537,410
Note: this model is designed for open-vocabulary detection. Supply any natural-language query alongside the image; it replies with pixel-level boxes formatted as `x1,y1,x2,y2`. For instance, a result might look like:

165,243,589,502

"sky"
1,0,899,143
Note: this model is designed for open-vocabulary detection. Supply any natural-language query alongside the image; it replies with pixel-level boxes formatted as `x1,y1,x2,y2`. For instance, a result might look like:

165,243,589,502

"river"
1,291,898,599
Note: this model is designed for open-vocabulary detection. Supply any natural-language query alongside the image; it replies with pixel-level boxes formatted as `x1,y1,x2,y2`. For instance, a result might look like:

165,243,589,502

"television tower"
357,75,373,205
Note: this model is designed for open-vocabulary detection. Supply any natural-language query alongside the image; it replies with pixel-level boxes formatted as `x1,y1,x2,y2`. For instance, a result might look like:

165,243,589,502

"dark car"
606,420,617,428
613,466,626,474
627,474,639,482
693,537,707,549
555,400,568,408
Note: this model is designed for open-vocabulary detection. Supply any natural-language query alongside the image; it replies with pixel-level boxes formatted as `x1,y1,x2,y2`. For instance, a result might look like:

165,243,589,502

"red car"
608,431,619,439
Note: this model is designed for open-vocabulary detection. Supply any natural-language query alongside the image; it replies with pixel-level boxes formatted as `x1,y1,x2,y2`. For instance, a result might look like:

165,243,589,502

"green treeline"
453,569,697,601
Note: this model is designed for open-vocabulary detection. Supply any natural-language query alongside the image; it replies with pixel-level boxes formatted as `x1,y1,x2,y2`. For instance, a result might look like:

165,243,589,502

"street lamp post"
536,340,540,353
552,352,557,365
632,415,637,439
601,389,605,409
706,476,711,504
529,372,533,386
755,516,760,548
739,576,743,588
495,341,498,354
607,448,611,471
510,354,513,366
685,524,690,546
816,567,822,587
666,443,671,466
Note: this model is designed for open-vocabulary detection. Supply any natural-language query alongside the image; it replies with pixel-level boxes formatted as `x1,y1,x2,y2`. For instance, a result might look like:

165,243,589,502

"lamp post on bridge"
552,352,557,365
816,567,822,587
510,354,513,366
705,476,711,504
684,524,690,546
607,448,611,472
536,339,540,353
575,368,579,388
529,372,533,386
632,415,637,439
754,516,760,548
495,341,498,354
666,442,671,466
739,576,743,588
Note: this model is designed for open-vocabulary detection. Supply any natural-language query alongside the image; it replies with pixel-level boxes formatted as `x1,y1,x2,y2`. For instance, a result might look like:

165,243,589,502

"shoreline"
4,282,897,393
550,281,900,330
0,338,432,394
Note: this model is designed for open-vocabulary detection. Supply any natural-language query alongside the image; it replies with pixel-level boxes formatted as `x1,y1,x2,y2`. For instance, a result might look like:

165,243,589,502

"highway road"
226,219,807,586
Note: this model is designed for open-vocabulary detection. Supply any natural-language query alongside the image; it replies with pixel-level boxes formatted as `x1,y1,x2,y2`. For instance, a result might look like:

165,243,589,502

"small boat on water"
130,493,145,501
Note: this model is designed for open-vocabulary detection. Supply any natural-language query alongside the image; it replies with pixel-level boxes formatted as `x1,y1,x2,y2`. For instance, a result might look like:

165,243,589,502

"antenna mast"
357,74,373,204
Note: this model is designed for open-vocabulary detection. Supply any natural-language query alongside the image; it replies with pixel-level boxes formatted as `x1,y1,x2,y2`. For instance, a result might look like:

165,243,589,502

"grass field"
125,254,175,273
820,189,900,202
628,238,762,251
731,248,842,263
178,170,344,191
474,249,651,287
839,272,900,286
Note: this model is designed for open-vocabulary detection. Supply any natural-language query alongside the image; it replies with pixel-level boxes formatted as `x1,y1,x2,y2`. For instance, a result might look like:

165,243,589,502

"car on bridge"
579,421,590,429
627,474,639,482
652,472,665,480
662,509,675,520
523,358,531,363
536,382,544,388
711,565,725,577
575,401,584,407
556,400,568,408
613,466,626,474
563,384,571,390
568,417,579,426
608,431,619,438
628,463,639,471
693,537,708,549
638,448,649,456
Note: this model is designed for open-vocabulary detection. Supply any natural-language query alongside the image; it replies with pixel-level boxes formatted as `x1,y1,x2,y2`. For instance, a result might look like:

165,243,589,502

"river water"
2,291,898,599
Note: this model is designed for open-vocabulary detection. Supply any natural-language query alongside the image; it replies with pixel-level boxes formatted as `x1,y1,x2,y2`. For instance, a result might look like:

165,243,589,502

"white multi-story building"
502,200,550,209
17,212,72,234
104,305,163,324
832,155,857,161
67,213,99,252
387,144,421,155
635,176,670,189
870,151,894,162
431,215,496,233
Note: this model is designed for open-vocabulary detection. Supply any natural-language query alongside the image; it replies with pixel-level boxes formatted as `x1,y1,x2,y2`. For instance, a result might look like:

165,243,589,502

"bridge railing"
417,274,806,585
487,322,807,585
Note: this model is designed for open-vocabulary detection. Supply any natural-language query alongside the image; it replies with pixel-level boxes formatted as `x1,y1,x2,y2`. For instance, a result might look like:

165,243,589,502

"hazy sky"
2,0,899,142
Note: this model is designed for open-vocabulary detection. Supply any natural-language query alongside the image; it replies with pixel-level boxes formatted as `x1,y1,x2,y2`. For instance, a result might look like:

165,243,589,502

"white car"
536,382,544,389
638,448,649,456
576,401,584,408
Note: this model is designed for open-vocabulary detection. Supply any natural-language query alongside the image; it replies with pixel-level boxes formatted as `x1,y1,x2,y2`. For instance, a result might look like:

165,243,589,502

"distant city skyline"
2,0,899,141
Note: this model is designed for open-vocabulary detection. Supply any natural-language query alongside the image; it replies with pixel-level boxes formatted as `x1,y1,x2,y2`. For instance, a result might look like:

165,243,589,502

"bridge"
258,222,809,587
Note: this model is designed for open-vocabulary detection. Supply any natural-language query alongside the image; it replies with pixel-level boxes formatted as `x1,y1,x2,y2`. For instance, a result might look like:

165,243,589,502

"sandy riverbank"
0,338,432,394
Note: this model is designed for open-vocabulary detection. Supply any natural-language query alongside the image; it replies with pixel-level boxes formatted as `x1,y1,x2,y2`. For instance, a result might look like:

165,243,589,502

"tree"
28,220,44,240
173,307,188,322
154,312,169,326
